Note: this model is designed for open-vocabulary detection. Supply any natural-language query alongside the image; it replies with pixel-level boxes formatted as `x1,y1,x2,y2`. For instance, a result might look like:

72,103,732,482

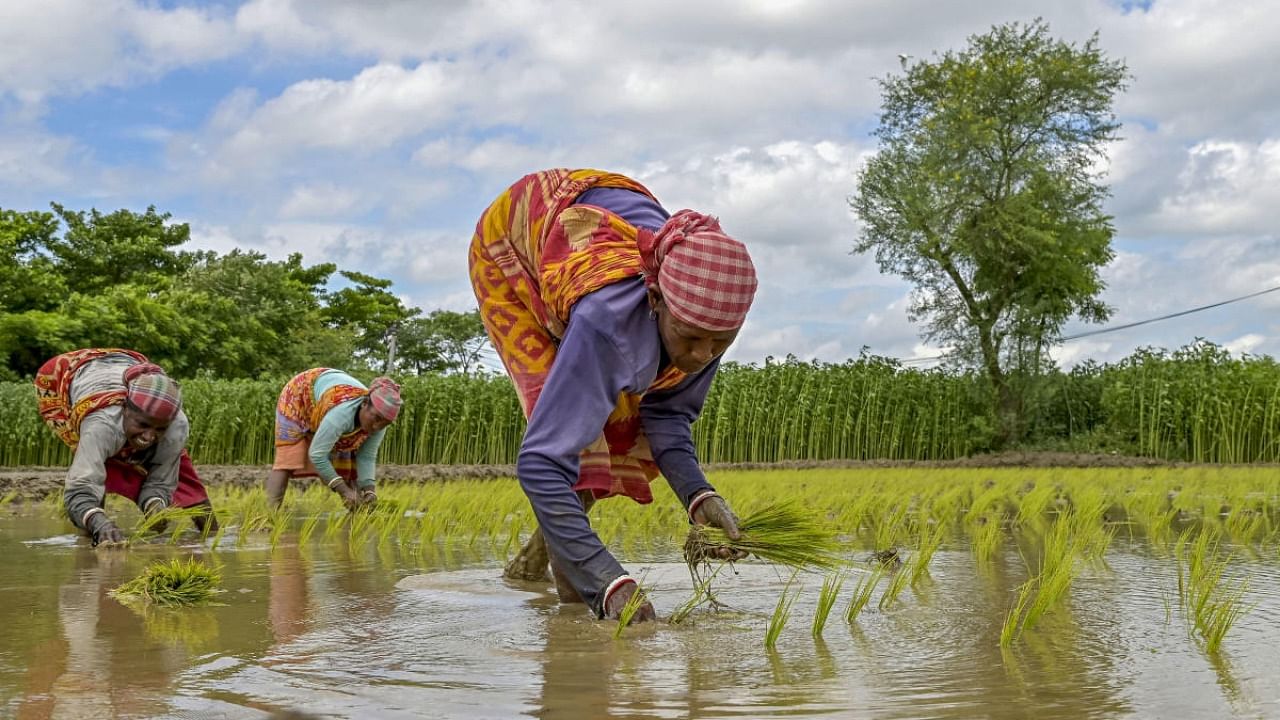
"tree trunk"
976,321,1020,448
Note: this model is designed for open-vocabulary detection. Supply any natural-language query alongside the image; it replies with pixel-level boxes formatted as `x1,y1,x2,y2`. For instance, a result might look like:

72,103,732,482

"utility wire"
892,282,1280,366
1058,283,1280,342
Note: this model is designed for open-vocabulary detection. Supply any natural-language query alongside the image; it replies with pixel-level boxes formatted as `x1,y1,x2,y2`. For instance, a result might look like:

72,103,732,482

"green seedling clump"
112,557,223,607
685,502,844,572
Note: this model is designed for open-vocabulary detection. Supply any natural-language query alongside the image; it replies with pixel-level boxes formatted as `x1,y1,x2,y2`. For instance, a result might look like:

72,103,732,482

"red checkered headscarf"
638,210,757,331
368,376,402,422
122,363,182,422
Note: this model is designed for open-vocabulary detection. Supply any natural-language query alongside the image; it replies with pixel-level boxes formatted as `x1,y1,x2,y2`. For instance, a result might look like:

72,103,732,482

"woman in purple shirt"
470,169,759,623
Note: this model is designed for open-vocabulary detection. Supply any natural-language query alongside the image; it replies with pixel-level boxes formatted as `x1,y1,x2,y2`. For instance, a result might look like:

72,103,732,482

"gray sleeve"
64,414,123,530
137,410,189,510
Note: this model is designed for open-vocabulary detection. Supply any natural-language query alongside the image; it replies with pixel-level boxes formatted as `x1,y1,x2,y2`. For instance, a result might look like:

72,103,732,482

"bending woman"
470,168,757,623
266,369,401,510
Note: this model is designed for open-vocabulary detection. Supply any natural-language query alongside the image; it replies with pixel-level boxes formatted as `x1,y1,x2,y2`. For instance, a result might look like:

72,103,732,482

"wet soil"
0,451,1223,502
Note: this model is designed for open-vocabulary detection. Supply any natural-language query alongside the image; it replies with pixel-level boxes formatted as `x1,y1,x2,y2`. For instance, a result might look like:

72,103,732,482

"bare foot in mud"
504,528,550,582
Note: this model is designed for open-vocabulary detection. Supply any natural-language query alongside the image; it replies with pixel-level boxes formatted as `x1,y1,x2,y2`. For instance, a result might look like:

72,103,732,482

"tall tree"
852,19,1127,444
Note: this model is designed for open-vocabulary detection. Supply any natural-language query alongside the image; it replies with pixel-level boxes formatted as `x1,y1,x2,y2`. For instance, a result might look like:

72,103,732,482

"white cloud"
217,62,464,162
279,183,365,219
0,123,78,192
1224,333,1266,357
0,0,238,102
1150,139,1280,236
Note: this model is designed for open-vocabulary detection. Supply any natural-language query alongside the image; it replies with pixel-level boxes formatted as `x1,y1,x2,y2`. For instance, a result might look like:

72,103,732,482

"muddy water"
1,509,1278,719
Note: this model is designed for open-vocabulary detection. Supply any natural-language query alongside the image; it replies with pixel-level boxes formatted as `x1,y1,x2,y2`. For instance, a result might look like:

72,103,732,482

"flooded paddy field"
2,467,1279,719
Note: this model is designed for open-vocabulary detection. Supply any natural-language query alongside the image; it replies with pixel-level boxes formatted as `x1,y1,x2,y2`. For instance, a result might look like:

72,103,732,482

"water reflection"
269,544,311,645
2,511,1280,719
16,551,179,718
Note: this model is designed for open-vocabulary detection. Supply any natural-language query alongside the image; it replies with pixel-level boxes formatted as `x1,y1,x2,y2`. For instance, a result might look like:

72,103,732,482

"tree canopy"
851,19,1128,444
0,204,488,380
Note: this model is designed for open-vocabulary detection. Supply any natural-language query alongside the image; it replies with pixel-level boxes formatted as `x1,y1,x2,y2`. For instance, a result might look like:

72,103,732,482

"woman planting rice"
470,168,756,623
34,348,218,546
266,369,401,510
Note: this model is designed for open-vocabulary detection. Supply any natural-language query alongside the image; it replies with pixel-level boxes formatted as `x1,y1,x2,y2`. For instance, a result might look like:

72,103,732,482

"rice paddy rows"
16,466,1274,653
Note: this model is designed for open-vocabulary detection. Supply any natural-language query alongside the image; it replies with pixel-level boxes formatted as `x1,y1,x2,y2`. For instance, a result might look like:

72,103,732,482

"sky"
2,0,1277,369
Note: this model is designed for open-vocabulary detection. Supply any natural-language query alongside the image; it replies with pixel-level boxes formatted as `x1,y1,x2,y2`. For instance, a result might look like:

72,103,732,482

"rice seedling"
670,563,729,625
872,503,909,551
811,571,846,638
268,509,294,548
1015,480,1058,526
612,579,652,638
970,515,1004,563
0,489,19,507
209,520,229,550
999,578,1038,647
910,519,946,586
966,482,1008,524
1019,518,1080,631
764,572,801,650
845,567,884,622
878,557,912,610
684,502,843,578
112,557,223,607
1175,527,1253,653
298,511,324,546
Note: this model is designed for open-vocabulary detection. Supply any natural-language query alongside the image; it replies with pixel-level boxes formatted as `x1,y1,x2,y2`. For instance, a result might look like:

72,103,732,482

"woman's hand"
691,494,749,561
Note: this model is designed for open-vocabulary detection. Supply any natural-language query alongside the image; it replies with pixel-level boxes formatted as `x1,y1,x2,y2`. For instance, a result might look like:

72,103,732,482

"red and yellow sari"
468,169,686,503
33,348,208,507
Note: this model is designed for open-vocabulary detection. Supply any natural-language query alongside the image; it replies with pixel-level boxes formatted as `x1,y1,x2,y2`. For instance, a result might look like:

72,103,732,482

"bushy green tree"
0,204,420,379
852,19,1127,444
396,309,489,375
322,270,420,371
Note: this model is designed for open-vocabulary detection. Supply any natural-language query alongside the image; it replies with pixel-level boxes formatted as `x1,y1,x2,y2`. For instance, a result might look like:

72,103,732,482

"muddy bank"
0,452,1205,502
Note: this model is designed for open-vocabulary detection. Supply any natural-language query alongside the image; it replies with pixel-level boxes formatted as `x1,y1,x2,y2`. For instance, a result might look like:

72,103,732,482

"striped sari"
468,168,686,503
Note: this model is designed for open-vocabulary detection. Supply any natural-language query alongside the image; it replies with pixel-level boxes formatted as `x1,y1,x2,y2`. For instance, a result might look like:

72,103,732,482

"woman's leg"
266,469,292,510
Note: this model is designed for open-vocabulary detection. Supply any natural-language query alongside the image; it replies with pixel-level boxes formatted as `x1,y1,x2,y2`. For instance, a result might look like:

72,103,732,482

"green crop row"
1,341,1278,466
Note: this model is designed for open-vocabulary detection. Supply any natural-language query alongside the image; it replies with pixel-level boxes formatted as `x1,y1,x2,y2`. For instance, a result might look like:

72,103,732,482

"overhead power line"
1058,283,1280,342
893,282,1280,366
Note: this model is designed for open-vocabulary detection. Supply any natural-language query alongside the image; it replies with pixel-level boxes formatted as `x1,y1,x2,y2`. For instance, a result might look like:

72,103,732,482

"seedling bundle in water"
112,557,223,607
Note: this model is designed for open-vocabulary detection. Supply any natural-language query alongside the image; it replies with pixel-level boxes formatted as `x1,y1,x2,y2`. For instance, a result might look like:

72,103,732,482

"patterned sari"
273,368,371,481
34,348,148,450
469,168,686,503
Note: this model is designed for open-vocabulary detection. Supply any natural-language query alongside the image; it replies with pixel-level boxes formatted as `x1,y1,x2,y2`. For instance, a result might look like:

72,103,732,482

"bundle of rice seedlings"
111,557,223,607
684,502,844,573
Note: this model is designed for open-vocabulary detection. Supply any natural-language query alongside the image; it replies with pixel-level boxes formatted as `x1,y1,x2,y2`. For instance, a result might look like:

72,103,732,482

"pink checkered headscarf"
368,376,402,422
122,363,182,422
638,210,757,332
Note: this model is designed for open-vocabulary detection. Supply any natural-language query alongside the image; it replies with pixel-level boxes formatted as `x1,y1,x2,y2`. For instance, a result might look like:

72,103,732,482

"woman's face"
359,402,393,434
122,405,172,451
649,289,740,374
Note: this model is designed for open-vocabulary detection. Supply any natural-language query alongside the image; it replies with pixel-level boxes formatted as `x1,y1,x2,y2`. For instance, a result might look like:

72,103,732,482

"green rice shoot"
112,557,223,607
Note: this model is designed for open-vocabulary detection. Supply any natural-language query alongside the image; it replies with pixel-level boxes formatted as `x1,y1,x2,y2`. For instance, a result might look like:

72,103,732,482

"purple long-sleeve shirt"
515,188,720,615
